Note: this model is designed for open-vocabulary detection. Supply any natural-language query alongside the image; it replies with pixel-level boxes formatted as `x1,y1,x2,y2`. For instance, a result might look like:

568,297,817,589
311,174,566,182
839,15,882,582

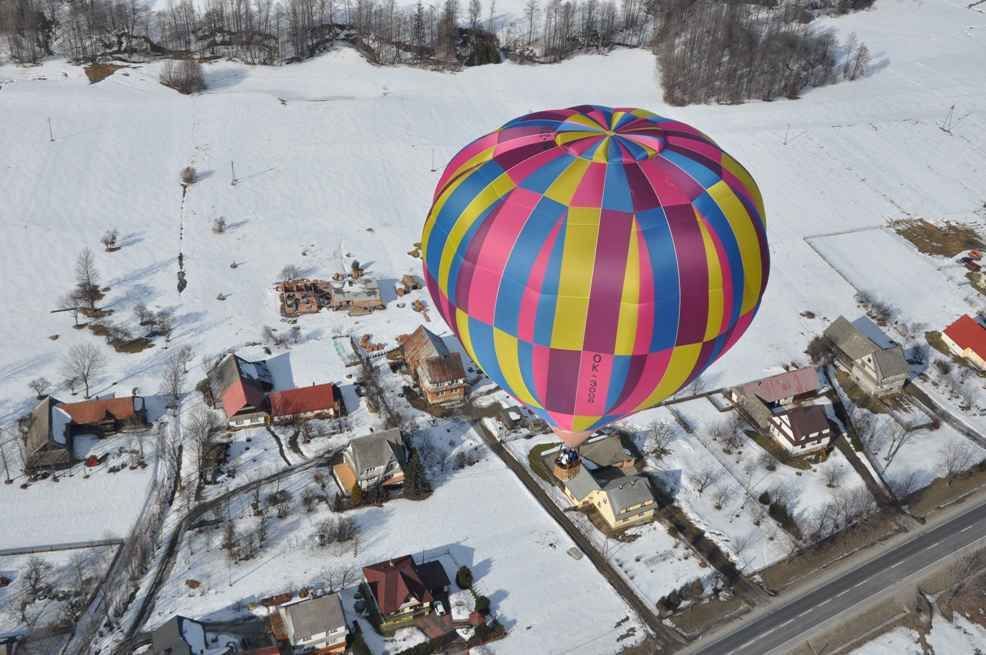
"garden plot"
626,398,876,558
148,424,647,655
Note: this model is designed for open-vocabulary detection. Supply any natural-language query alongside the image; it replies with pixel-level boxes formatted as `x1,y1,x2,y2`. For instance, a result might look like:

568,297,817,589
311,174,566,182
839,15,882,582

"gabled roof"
780,405,830,441
944,314,986,360
268,384,341,417
422,353,466,385
871,346,908,379
402,326,449,365
349,429,405,475
601,475,653,514
151,615,205,655
363,555,441,615
281,594,346,644
741,367,819,404
59,396,141,425
824,316,879,361
209,354,272,417
577,434,635,468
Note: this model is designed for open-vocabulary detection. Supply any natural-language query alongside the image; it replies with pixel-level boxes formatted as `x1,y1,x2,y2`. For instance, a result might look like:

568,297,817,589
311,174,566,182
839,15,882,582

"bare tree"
58,290,85,327
941,441,976,483
887,468,923,500
758,450,777,472
62,342,106,398
156,309,175,342
645,420,675,456
75,248,101,310
101,228,119,251
20,556,52,604
692,464,721,494
160,350,188,406
28,377,50,399
279,264,301,281
711,484,731,510
163,61,207,95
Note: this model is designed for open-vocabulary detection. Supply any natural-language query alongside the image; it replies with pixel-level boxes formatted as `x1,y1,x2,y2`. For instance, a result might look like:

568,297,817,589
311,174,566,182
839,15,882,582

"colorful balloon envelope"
422,106,768,448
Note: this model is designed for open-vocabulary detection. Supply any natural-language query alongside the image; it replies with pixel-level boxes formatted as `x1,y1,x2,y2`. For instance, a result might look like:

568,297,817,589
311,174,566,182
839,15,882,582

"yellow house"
560,465,657,530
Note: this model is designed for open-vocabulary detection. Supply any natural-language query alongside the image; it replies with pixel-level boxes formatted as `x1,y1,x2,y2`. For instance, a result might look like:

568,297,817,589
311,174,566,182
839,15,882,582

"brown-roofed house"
362,555,449,620
268,383,344,423
21,394,148,472
400,326,467,406
770,405,833,451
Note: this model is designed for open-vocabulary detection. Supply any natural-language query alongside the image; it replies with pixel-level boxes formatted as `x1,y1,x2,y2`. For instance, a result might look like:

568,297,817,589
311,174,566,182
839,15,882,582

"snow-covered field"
1,0,986,648
852,614,986,655
148,425,647,655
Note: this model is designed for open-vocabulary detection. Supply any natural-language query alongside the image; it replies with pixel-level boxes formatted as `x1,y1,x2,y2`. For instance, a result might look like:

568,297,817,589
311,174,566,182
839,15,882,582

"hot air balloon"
421,105,768,450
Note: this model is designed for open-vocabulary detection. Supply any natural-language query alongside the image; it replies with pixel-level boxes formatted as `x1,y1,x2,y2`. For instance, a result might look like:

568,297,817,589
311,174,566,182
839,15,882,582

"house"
734,367,821,408
268,383,344,424
21,394,148,471
333,429,406,495
546,436,656,530
399,326,468,406
558,464,657,530
151,615,207,655
327,278,385,314
941,314,986,371
769,405,833,453
277,593,348,654
362,555,450,621
824,316,908,396
401,274,423,291
208,354,274,428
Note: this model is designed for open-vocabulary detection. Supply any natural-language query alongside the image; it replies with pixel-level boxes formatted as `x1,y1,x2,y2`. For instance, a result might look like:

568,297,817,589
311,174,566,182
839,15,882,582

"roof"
564,464,602,502
824,316,879,361
416,560,451,592
601,475,654,514
578,434,635,468
363,555,439,615
742,367,819,404
281,594,346,644
333,462,358,493
58,396,141,425
422,353,466,384
871,346,908,379
944,314,986,360
23,397,73,468
349,429,405,475
268,383,341,417
151,615,204,655
209,354,272,417
781,405,831,440
402,326,449,367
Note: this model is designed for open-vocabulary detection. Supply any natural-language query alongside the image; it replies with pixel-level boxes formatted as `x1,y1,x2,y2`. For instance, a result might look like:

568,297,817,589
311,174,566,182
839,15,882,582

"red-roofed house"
736,367,820,408
942,315,986,371
268,384,344,423
362,555,450,621
207,354,274,428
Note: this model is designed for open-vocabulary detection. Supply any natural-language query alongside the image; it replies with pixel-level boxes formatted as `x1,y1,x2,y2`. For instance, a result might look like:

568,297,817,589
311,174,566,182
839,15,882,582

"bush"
475,595,490,613
161,60,206,95
212,217,226,233
455,565,473,589
758,491,771,505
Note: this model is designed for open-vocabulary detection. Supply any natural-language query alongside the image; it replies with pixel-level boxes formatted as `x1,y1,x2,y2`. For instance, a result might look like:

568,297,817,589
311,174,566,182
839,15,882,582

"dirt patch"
893,219,984,258
745,429,813,470
670,595,749,638
906,460,986,517
966,271,986,296
84,63,127,83
528,442,560,486
835,369,891,415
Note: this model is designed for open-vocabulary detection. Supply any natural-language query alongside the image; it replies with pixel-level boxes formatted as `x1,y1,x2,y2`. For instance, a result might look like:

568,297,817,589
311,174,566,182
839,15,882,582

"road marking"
961,525,974,533
853,580,867,589
929,540,943,548
891,560,904,568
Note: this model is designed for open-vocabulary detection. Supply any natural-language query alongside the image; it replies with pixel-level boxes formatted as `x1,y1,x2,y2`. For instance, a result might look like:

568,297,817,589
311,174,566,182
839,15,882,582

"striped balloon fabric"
422,105,768,435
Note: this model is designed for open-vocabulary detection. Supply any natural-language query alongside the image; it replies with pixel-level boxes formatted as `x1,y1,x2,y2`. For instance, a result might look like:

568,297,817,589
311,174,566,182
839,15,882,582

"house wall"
228,411,270,429
941,333,986,370
767,419,829,454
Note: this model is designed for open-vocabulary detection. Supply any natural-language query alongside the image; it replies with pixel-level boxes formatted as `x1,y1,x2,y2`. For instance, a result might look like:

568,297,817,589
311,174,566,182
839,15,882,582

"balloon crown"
551,108,665,163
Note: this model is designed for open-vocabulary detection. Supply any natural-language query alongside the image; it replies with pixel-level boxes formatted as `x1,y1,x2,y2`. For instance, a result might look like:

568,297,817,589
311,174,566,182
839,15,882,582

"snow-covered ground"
0,545,116,636
148,424,647,655
851,614,986,655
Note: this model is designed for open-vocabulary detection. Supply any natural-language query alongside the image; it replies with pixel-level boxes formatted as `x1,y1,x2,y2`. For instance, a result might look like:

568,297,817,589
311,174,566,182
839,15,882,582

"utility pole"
1,438,12,484
430,147,436,173
48,117,54,142
230,160,238,186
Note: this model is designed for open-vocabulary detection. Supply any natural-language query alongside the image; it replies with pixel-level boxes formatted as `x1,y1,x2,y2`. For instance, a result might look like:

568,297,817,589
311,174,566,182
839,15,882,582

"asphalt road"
695,498,986,655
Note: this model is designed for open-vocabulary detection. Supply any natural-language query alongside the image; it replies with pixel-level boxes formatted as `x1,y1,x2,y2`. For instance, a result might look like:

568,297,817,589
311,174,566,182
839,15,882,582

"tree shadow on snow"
204,66,248,91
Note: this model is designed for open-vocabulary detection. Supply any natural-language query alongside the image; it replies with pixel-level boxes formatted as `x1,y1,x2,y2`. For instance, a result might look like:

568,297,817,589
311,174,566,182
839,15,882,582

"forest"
0,0,874,103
